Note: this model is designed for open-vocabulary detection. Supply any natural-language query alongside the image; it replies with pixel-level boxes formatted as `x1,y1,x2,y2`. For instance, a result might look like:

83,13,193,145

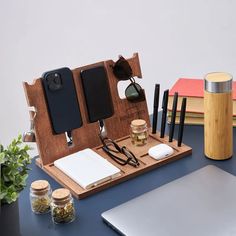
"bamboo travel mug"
204,72,233,160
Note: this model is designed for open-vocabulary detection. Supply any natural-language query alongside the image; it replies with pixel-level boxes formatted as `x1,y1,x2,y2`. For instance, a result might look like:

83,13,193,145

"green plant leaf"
0,191,7,200
0,152,6,164
1,135,31,204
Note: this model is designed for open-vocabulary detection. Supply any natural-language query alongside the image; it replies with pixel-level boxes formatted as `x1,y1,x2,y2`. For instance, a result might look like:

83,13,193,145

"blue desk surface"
19,123,236,236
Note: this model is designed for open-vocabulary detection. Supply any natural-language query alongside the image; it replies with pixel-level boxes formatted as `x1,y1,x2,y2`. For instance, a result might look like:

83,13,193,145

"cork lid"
131,119,146,127
205,72,232,93
31,180,49,191
31,180,49,195
52,188,71,204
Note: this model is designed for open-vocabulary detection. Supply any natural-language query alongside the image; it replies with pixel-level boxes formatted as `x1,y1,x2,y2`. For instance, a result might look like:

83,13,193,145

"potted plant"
0,135,31,236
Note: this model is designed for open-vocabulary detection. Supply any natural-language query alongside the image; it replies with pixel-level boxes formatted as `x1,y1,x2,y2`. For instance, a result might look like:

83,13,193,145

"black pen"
152,84,160,134
178,98,187,147
160,89,169,138
169,92,178,142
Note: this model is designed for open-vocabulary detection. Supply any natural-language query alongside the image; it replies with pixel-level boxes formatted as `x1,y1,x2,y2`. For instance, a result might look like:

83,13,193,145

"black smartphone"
42,67,83,134
80,66,114,123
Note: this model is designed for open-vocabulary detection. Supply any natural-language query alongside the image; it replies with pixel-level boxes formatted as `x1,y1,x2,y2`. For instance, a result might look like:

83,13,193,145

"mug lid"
204,72,232,93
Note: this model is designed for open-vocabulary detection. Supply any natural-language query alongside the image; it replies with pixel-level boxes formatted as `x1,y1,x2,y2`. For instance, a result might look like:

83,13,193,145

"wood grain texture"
23,53,149,165
35,129,192,199
204,91,233,160
24,53,192,199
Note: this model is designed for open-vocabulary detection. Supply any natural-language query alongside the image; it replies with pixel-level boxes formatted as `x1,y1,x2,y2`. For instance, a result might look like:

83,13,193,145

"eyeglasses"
112,56,145,102
100,137,140,167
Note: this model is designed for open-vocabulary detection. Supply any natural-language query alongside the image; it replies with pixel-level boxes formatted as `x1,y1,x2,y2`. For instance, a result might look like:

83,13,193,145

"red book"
169,78,204,98
168,78,236,116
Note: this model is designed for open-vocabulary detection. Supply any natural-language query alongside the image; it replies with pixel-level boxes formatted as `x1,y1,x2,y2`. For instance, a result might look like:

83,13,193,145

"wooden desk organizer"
23,53,192,199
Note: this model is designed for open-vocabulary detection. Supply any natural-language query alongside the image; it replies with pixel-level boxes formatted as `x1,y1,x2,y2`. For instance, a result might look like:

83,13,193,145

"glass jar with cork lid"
51,188,75,224
130,119,148,146
30,180,51,214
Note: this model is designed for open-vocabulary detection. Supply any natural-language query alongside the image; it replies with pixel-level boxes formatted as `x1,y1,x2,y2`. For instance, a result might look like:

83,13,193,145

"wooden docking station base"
23,53,192,199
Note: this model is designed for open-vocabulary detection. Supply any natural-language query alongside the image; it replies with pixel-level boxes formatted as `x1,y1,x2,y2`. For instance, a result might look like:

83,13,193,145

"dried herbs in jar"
51,188,75,224
130,119,148,146
30,180,51,214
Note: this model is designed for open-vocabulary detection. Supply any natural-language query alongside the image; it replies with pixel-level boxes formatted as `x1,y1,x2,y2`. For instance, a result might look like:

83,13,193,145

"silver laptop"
102,165,236,236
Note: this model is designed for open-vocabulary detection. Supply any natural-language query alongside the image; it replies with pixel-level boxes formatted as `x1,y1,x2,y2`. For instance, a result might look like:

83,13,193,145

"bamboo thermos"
204,72,233,160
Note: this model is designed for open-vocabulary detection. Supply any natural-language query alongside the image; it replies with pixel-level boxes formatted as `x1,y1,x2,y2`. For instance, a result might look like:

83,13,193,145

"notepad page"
54,148,121,189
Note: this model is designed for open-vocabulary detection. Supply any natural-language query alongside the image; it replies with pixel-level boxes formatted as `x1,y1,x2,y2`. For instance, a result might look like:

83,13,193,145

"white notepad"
54,148,121,189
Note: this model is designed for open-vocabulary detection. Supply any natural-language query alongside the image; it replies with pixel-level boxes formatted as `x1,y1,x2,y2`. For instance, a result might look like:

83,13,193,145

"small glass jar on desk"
51,188,76,224
30,180,51,214
130,119,148,146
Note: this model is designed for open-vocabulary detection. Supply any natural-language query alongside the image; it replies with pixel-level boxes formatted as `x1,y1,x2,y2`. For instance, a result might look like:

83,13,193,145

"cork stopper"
131,119,146,127
52,188,71,205
31,180,49,195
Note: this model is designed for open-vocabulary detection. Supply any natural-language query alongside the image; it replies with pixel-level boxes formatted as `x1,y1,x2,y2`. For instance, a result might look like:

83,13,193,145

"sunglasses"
112,56,145,102
100,137,140,167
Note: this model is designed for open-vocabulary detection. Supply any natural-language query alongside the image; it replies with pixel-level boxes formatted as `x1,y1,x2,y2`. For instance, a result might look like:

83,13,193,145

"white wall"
1,0,236,155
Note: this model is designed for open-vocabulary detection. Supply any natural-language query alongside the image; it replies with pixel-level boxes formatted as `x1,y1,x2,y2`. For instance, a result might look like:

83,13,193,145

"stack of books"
167,78,236,126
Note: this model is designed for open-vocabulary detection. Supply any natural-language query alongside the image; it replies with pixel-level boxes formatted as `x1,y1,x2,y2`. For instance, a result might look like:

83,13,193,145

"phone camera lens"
46,72,62,91
54,74,61,84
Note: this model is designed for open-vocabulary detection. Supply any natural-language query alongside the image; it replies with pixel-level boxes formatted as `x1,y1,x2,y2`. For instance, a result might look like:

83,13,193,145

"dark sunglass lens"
125,83,141,101
113,58,132,80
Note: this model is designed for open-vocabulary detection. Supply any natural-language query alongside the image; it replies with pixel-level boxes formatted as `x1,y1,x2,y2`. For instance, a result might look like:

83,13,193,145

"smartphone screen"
80,66,114,123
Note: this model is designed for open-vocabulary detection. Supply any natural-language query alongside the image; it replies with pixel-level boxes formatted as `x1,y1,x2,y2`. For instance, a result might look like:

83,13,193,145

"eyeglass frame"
100,136,140,167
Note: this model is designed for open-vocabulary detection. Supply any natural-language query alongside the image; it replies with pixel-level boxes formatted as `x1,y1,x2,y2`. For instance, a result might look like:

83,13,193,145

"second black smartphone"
42,67,83,134
80,66,114,123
